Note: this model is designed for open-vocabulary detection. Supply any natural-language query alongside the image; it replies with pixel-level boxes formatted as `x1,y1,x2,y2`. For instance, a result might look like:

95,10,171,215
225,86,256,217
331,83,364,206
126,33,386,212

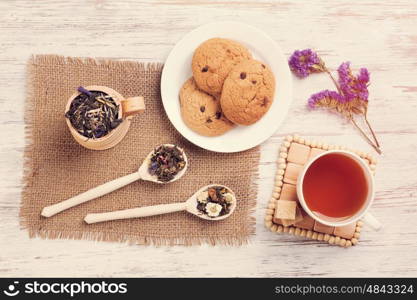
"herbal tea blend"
65,86,122,139
148,145,186,182
196,186,234,218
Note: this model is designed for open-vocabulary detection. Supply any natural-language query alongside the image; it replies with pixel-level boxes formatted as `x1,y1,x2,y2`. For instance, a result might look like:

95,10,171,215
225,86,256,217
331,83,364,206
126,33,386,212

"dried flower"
288,49,326,78
77,86,93,97
205,202,222,217
308,90,345,109
338,62,370,103
289,49,381,154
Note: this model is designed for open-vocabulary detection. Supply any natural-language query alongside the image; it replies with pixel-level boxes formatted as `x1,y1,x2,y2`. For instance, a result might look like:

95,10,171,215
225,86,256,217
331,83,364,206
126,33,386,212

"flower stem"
325,68,342,94
351,117,382,154
364,110,380,148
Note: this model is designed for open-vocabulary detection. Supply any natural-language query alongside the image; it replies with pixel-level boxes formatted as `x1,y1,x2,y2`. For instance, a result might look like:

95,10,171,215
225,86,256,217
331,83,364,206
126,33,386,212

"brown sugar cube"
273,217,294,227
294,205,304,223
281,218,296,227
333,222,357,239
294,212,315,230
279,183,298,202
313,221,335,234
273,217,283,225
308,148,326,161
287,143,311,165
278,205,304,227
275,200,297,220
283,163,303,185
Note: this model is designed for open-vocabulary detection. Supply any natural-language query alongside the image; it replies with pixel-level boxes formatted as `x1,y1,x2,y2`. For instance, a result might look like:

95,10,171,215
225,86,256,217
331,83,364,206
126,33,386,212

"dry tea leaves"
65,86,122,139
196,186,233,218
148,145,186,182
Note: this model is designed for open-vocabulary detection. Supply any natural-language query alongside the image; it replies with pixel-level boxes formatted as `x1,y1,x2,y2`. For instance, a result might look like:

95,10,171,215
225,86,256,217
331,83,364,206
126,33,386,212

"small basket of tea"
65,85,145,150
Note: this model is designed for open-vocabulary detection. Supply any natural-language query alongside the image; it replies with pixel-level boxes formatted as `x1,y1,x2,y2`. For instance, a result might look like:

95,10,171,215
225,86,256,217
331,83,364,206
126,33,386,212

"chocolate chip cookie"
192,38,252,96
220,59,275,125
179,78,234,136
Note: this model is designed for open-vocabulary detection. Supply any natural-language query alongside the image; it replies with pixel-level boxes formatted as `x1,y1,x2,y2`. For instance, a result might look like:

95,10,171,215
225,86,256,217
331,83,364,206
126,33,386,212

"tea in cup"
296,150,381,230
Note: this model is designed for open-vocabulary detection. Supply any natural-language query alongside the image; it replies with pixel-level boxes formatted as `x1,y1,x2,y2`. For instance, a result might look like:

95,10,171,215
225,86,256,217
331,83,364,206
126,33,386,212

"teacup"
65,85,145,150
296,150,381,230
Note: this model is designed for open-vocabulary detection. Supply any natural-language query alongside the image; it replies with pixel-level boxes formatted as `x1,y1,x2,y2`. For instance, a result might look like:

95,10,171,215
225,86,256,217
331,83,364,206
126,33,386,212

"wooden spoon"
41,144,188,218
84,184,236,224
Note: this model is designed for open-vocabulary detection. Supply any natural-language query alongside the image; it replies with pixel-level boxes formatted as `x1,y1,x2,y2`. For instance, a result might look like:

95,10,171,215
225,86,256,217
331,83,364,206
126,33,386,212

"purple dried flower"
308,89,345,109
77,86,93,97
288,49,325,78
358,68,370,83
291,51,380,153
337,62,370,102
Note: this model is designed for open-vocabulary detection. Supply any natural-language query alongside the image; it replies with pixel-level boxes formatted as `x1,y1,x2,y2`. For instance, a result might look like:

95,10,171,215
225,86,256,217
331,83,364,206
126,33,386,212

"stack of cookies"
179,38,276,137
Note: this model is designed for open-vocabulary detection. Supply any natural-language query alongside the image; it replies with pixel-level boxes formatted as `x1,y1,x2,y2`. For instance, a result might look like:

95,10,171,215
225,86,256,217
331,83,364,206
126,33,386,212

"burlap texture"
20,55,260,246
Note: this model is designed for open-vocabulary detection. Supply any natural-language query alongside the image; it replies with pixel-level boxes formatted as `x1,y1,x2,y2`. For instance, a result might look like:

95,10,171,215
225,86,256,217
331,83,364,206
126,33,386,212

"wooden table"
1,0,416,277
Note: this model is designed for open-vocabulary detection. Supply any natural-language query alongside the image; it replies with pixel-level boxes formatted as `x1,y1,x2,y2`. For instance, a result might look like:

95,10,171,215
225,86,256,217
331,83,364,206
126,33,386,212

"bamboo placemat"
265,134,377,247
20,55,260,246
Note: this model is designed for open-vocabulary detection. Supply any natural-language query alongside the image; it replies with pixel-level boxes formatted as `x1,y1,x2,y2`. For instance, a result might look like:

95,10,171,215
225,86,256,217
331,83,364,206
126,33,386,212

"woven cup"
65,85,145,150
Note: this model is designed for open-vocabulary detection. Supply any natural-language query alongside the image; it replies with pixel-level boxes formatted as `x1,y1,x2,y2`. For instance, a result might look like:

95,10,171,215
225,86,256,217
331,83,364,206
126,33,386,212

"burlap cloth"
20,55,260,246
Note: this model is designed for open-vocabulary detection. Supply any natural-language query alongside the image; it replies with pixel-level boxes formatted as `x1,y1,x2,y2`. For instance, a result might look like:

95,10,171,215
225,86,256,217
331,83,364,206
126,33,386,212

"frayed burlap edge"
23,228,255,247
30,54,164,72
20,54,259,246
20,56,36,233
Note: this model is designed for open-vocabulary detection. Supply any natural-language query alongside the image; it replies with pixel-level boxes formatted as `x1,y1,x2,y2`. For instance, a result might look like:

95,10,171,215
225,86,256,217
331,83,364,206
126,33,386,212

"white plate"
161,21,293,153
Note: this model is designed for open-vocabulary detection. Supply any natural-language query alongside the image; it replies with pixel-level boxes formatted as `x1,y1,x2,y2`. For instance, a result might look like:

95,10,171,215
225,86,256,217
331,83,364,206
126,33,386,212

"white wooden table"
1,0,416,277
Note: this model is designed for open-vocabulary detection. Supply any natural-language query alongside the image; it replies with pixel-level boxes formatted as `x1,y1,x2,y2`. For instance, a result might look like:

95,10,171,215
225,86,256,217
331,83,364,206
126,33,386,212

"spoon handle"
41,172,141,218
84,202,187,224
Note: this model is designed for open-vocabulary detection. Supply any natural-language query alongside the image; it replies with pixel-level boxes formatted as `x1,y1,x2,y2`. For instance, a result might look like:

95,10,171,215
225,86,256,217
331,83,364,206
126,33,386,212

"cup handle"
362,212,382,231
121,96,145,117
